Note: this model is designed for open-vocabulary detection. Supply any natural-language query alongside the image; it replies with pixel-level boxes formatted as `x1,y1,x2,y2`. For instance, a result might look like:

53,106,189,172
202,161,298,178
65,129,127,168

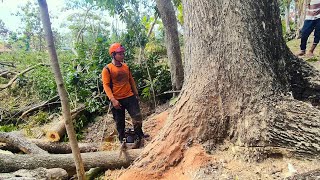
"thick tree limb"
0,63,49,90
46,104,86,142
0,149,142,173
0,168,68,180
0,132,48,154
0,139,100,154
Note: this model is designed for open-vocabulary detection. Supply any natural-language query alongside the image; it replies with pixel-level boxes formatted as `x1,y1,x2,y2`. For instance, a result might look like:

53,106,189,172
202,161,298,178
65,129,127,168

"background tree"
14,1,45,51
0,19,9,51
283,0,292,34
120,0,320,178
156,0,184,93
0,19,9,41
37,0,85,179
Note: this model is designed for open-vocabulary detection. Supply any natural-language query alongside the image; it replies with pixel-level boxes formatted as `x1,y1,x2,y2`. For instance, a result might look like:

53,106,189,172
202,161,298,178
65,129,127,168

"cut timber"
0,132,48,154
0,139,100,154
46,119,65,142
46,104,85,142
0,149,142,173
0,168,68,180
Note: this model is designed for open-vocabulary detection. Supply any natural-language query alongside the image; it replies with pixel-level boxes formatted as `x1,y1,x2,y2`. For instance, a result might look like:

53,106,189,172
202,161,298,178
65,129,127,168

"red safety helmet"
109,43,125,56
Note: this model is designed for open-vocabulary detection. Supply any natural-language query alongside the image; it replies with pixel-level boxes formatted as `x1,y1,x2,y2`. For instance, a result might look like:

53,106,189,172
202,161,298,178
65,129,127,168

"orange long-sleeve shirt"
101,63,138,100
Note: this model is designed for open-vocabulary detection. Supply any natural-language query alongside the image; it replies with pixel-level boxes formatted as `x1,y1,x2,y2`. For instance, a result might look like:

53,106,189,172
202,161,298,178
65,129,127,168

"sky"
0,0,127,34
0,0,65,31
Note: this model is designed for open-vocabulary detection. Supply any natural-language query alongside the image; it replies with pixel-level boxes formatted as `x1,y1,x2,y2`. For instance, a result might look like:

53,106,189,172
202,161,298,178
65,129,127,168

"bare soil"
99,45,320,180
108,109,320,180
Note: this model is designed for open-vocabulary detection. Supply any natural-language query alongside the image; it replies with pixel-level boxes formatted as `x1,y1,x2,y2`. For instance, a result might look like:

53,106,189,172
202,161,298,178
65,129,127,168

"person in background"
297,0,320,57
101,43,144,148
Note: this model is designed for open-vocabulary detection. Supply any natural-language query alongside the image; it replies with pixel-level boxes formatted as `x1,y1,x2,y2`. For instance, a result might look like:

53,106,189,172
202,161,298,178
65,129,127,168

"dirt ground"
99,58,320,180
80,42,320,180
94,104,319,180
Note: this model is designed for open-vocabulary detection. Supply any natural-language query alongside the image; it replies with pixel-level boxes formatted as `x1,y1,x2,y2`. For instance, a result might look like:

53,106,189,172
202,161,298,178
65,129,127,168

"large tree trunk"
156,0,184,92
120,0,320,178
37,0,85,179
0,149,141,173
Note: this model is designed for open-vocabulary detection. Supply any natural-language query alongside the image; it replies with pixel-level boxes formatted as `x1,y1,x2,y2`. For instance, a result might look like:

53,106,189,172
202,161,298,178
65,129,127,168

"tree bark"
0,168,68,180
46,104,86,142
0,132,48,154
156,0,184,92
0,149,141,173
0,139,100,154
121,0,320,176
37,0,85,179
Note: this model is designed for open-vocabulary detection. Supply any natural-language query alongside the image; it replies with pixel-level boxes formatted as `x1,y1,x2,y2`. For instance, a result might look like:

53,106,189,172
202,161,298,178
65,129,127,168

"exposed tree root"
286,56,320,105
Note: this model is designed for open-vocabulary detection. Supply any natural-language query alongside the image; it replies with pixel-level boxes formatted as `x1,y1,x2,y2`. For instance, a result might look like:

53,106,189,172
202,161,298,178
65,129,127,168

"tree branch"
0,63,49,90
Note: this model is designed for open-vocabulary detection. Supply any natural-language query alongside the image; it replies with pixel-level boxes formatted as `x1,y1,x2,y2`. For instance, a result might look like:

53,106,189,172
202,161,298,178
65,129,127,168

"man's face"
115,52,125,62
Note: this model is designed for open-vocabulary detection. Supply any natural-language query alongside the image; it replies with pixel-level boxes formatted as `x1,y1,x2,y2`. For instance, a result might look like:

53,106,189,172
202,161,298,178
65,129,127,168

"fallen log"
0,149,142,173
0,168,68,180
46,118,65,142
0,132,48,154
0,139,100,154
46,104,86,142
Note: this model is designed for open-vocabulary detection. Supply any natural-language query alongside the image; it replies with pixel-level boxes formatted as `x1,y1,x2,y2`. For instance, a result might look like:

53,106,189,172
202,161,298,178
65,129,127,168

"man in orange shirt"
102,43,144,148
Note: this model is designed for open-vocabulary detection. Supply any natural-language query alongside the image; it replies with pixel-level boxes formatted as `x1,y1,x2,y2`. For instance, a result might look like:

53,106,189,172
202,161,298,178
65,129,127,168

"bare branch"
0,63,49,90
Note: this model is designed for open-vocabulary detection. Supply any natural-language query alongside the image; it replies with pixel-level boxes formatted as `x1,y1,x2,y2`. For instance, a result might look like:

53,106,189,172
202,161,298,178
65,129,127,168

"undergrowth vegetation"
0,33,172,139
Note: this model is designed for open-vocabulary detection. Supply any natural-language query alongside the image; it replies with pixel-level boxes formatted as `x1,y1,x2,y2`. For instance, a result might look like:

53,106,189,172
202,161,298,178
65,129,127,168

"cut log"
46,104,86,142
0,168,68,180
0,132,48,154
0,139,100,154
46,119,66,142
0,149,142,173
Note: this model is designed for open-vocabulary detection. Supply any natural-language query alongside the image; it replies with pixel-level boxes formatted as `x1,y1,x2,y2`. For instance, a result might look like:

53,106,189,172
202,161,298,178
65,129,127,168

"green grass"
286,37,320,62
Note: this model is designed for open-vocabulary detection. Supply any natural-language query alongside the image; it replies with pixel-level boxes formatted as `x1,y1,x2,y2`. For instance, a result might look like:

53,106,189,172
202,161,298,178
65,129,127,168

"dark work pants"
300,18,320,50
111,95,144,142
